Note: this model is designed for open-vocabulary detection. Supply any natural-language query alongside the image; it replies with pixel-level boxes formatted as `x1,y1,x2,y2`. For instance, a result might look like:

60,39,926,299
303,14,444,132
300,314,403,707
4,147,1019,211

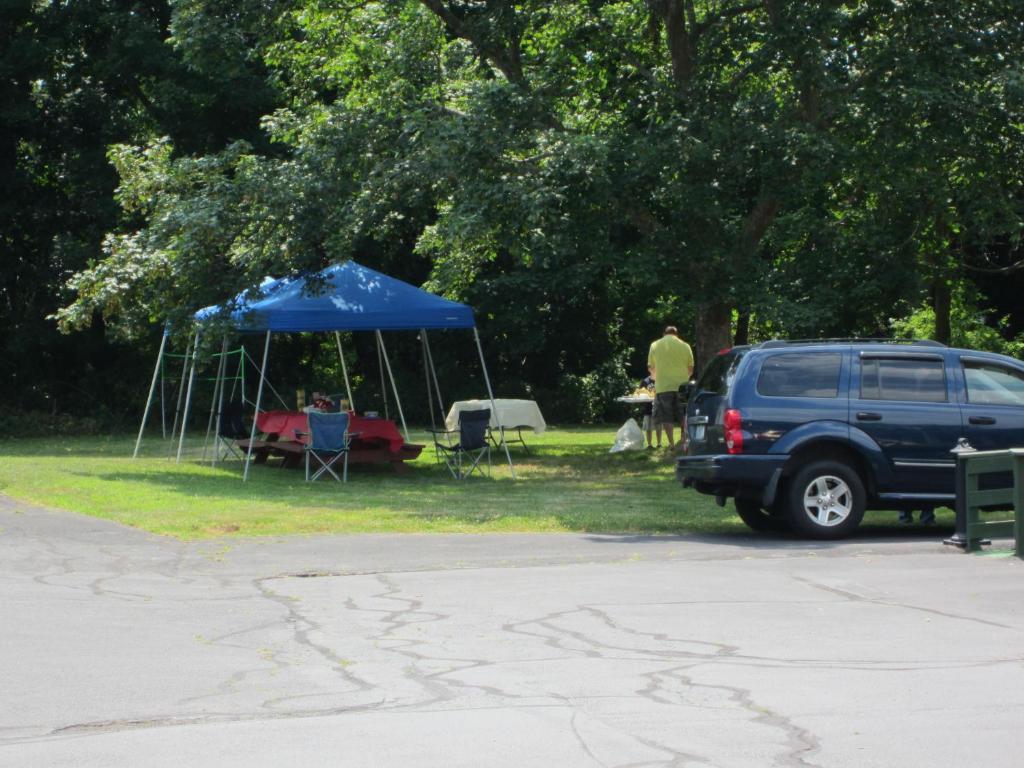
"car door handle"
689,416,709,425
856,412,882,422
969,416,996,425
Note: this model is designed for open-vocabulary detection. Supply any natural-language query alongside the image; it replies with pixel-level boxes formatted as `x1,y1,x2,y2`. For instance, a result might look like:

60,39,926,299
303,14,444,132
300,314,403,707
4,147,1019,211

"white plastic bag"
609,418,645,453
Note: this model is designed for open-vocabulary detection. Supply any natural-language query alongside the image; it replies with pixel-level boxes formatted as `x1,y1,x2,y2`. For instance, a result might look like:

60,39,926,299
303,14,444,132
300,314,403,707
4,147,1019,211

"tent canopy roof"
195,261,475,332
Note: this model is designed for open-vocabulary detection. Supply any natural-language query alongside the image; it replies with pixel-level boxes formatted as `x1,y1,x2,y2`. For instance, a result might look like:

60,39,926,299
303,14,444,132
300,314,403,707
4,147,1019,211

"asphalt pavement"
1,494,1023,767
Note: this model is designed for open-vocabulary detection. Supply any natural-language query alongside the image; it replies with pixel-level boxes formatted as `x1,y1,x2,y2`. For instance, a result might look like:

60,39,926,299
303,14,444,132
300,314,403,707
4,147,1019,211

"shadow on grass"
7,434,961,542
52,451,721,536
0,434,659,469
74,463,662,505
69,439,672,496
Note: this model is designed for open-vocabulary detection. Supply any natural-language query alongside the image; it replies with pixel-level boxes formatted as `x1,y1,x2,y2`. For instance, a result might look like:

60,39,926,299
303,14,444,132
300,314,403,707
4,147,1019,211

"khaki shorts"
653,392,680,425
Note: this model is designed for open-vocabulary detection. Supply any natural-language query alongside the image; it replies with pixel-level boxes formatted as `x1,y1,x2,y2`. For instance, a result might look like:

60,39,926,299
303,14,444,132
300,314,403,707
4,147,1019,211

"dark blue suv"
676,340,1024,538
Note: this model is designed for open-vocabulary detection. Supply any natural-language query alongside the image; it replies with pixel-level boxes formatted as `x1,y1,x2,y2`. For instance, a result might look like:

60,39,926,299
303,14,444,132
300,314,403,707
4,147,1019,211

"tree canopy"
3,1,1023,426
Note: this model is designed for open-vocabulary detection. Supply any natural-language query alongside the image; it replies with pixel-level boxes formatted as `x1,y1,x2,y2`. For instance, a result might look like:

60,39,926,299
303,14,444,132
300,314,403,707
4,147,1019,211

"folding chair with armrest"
299,411,360,482
429,408,492,479
215,400,249,461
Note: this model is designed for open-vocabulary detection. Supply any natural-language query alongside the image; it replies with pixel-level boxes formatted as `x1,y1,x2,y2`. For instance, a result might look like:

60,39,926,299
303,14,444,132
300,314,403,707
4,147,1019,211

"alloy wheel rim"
801,475,853,527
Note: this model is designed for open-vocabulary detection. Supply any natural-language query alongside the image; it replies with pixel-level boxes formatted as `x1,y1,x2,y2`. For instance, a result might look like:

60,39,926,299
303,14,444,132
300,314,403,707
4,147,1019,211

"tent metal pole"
168,334,193,455
473,327,514,479
212,337,231,467
421,332,437,430
243,331,272,482
376,330,409,442
228,346,241,402
160,353,167,439
376,333,390,420
133,331,168,459
422,330,445,424
203,336,229,462
334,331,355,411
175,330,202,464
241,347,290,410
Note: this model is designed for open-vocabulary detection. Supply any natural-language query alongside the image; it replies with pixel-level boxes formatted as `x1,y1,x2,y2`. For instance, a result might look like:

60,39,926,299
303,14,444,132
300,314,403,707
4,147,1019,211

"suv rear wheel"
734,498,788,532
786,460,865,539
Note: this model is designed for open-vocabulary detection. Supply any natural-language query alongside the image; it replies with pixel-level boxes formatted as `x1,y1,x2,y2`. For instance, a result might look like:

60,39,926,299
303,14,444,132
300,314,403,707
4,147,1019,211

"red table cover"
255,410,405,453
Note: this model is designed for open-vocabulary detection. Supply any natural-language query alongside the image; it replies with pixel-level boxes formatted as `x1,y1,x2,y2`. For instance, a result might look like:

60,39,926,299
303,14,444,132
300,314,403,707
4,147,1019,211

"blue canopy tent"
194,261,476,332
133,261,514,479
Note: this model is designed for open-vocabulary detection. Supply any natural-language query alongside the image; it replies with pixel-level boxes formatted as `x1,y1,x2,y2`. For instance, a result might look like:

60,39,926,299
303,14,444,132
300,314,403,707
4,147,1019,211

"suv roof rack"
756,338,946,349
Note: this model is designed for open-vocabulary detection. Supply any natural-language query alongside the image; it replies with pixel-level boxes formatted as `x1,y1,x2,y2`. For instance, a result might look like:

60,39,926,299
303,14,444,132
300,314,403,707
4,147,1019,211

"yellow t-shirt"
648,335,694,394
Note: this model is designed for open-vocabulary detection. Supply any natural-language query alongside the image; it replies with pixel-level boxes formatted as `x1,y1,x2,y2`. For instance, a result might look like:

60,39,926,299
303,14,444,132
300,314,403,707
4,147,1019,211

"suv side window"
963,361,1024,406
757,353,842,398
860,357,947,402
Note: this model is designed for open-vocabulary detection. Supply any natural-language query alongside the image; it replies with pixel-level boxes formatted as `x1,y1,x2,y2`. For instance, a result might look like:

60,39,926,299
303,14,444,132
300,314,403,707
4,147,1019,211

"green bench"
960,448,1024,558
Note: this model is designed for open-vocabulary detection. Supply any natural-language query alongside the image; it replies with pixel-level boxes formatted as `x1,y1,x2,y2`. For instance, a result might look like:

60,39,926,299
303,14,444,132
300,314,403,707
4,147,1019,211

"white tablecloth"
445,399,547,434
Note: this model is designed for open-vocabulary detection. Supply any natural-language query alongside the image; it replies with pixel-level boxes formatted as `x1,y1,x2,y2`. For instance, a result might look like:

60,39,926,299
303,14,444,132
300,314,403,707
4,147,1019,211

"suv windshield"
698,350,744,395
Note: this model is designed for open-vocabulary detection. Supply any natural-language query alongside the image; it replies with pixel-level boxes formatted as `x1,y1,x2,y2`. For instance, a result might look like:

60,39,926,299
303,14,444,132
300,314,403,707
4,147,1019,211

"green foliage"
556,348,636,424
892,282,1024,359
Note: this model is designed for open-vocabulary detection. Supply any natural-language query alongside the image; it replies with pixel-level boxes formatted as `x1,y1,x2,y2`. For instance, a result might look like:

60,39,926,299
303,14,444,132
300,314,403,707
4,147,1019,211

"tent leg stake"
376,332,390,420
176,331,202,464
229,346,242,403
134,331,168,459
215,345,242,465
168,334,194,456
423,330,445,427
241,346,290,410
474,327,514,480
335,331,355,411
421,332,437,430
243,331,272,482
160,353,167,439
203,337,229,462
376,330,409,443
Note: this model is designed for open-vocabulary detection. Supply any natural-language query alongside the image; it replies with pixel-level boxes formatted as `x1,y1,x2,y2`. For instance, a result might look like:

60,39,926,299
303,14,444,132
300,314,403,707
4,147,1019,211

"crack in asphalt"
569,710,611,767
503,605,822,767
789,574,1016,631
252,574,376,695
640,665,821,768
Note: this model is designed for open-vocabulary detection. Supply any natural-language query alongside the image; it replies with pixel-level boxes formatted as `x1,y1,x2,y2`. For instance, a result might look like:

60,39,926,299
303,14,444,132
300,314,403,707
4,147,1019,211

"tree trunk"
734,309,750,346
693,299,733,374
932,273,951,346
662,0,695,86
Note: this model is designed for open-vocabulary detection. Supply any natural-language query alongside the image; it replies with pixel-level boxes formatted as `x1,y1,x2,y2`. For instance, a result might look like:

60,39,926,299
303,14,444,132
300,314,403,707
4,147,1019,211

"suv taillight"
724,408,743,454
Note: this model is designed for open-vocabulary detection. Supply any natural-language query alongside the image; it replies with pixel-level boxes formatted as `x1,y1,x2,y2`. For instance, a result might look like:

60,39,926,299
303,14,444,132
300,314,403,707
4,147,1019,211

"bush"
547,350,635,424
0,408,105,438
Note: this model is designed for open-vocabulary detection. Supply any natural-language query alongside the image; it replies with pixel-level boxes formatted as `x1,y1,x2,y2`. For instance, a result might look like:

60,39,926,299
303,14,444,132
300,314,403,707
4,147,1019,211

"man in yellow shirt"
647,326,694,450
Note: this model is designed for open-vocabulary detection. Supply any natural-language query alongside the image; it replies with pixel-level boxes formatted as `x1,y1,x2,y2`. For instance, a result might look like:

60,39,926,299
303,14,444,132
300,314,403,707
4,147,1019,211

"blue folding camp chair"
302,411,358,482
429,408,492,479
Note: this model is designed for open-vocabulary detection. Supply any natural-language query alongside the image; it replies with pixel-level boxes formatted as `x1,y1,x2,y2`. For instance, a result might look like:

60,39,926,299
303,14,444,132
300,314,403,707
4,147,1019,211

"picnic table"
445,399,546,454
239,410,422,474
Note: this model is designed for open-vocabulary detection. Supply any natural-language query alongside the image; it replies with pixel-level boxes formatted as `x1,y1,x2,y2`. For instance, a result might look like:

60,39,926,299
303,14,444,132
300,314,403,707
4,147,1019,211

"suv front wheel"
786,460,865,539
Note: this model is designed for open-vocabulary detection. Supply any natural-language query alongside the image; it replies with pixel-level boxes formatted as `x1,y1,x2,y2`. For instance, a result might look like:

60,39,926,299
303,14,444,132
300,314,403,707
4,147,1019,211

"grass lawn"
0,427,953,540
